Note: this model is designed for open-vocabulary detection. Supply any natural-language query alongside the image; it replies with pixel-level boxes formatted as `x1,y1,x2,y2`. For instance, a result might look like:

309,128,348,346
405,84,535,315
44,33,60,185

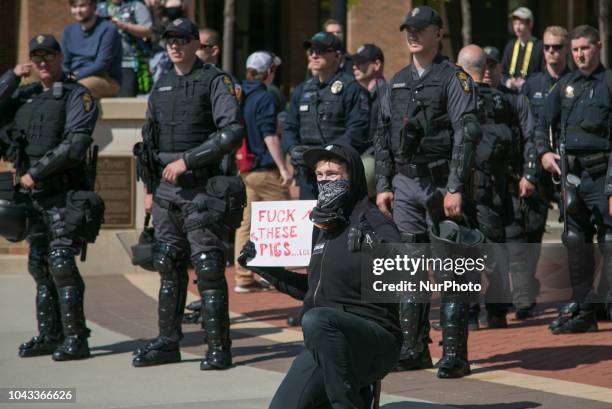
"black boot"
200,288,232,370
133,274,187,367
550,303,598,334
436,302,471,379
395,301,432,371
53,286,90,361
19,283,63,357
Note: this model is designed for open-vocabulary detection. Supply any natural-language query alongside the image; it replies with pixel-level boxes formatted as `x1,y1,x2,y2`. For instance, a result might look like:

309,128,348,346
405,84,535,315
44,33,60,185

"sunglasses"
166,37,192,46
31,54,57,63
307,48,335,56
544,44,564,52
199,43,214,50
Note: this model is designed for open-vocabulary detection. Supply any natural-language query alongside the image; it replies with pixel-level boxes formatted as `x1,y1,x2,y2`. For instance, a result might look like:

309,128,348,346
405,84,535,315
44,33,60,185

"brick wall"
347,0,412,80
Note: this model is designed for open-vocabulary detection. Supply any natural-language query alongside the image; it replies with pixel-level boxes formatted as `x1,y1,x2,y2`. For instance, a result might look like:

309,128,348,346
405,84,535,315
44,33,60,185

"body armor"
149,61,222,153
298,71,355,146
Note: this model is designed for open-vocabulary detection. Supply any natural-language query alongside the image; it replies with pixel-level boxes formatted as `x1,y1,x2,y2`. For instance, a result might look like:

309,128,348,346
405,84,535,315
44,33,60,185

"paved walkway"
0,266,610,409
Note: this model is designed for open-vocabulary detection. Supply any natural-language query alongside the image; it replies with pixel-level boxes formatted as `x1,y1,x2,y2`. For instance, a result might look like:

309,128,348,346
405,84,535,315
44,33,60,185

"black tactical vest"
149,61,221,153
298,71,355,146
475,85,515,167
559,69,612,153
12,82,78,163
389,61,455,165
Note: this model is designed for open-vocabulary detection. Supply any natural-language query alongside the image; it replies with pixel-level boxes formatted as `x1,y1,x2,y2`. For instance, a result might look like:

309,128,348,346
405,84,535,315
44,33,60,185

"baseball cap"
511,7,533,21
302,32,342,52
246,51,274,73
303,144,351,169
29,34,61,55
400,6,443,31
348,44,384,64
163,18,199,39
483,46,501,63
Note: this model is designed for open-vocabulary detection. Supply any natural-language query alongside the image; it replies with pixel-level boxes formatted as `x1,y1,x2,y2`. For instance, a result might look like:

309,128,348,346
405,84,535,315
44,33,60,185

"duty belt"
397,163,430,178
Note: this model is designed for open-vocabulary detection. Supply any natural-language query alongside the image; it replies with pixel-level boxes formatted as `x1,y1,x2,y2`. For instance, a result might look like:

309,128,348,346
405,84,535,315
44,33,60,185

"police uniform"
536,64,612,332
132,19,243,369
471,83,538,326
376,6,481,378
283,32,370,200
506,68,571,318
0,35,99,361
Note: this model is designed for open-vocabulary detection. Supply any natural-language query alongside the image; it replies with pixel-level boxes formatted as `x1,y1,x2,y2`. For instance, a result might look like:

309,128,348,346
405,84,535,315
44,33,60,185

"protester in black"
238,143,401,409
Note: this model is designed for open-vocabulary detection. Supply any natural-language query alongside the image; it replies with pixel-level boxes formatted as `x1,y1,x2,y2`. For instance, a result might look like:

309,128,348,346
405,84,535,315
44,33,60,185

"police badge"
331,80,343,94
565,85,574,98
36,35,45,44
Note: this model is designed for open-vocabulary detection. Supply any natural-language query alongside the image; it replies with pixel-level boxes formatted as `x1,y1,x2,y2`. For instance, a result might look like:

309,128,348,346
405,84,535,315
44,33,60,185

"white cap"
246,51,281,73
511,7,533,21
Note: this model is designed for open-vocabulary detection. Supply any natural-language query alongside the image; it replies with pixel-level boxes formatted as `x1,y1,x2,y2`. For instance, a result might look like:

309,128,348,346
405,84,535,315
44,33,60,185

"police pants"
152,181,224,257
270,307,400,409
391,173,445,236
565,170,612,302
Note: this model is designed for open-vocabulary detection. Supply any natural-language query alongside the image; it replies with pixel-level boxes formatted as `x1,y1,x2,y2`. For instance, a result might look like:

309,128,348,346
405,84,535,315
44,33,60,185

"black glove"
289,145,309,168
238,240,257,268
347,214,381,253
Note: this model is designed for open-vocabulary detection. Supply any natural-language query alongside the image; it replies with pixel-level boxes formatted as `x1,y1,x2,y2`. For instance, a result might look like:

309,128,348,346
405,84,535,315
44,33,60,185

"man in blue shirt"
62,0,123,98
233,51,292,293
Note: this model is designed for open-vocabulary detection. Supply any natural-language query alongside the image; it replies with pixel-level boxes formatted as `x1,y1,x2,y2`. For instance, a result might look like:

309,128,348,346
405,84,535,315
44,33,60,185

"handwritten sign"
248,200,316,267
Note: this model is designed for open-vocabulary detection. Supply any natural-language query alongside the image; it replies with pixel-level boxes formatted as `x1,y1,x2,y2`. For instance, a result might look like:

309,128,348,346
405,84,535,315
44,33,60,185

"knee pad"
48,248,79,288
152,242,184,279
28,247,50,284
193,251,225,291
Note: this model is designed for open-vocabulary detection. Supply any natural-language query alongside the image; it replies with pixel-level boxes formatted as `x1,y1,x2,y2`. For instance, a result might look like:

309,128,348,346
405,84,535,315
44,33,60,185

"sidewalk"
0,267,610,409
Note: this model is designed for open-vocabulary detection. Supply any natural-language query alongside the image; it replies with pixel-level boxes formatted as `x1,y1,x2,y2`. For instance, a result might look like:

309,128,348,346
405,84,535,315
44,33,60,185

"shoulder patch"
82,92,93,113
456,71,471,93
222,75,235,96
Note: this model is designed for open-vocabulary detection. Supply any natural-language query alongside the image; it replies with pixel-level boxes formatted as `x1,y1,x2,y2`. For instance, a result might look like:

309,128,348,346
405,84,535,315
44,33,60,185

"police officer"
375,6,481,378
349,43,390,198
132,18,243,368
509,26,571,319
537,25,612,333
458,45,538,329
0,34,99,360
283,31,370,200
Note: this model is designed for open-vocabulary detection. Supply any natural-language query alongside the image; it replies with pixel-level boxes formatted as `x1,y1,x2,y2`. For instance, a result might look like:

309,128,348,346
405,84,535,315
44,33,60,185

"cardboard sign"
248,200,316,267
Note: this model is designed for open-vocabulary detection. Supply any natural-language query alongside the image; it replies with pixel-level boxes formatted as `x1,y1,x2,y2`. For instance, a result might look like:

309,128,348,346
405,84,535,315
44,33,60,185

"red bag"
235,138,257,173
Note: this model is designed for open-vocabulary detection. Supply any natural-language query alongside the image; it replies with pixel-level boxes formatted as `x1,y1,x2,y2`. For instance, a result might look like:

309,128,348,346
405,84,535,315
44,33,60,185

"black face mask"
162,6,184,20
310,179,350,229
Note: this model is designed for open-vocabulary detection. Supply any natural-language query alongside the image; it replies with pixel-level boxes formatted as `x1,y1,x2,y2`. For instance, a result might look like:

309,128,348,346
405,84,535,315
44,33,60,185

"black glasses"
307,48,334,56
31,54,57,63
544,44,564,52
166,37,191,46
199,43,214,50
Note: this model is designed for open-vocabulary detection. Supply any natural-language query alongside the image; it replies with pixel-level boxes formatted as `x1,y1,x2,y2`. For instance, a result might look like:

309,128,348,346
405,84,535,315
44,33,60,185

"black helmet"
0,199,31,242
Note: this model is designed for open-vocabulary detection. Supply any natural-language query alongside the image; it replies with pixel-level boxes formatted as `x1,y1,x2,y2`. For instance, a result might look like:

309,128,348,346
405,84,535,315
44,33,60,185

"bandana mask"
310,179,350,229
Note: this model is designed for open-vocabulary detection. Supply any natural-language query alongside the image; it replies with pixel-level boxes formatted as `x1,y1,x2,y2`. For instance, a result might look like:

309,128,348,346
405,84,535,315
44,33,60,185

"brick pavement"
78,269,612,408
